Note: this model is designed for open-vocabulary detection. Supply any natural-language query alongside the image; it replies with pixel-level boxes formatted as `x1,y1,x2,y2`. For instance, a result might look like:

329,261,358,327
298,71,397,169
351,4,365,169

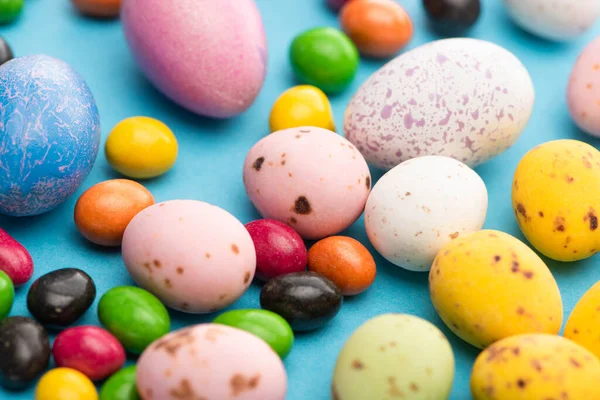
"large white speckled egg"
122,200,256,314
137,324,287,400
365,156,488,271
243,127,371,240
344,38,534,170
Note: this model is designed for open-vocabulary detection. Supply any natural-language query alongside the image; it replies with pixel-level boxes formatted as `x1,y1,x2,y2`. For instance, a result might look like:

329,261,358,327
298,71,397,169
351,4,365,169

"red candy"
0,228,34,286
52,326,126,381
245,219,307,281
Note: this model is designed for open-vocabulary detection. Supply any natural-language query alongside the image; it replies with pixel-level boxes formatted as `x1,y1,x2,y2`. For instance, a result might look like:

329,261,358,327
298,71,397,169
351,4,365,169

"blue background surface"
1,0,600,399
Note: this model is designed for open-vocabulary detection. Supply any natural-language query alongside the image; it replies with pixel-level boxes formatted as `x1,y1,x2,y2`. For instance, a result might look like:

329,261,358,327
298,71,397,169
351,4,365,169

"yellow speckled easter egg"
429,230,562,349
512,139,600,261
565,281,600,359
471,334,600,400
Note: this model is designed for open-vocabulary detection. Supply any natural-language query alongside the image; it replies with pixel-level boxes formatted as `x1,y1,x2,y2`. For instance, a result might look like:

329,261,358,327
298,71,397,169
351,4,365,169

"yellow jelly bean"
105,116,178,179
36,368,98,400
269,85,335,132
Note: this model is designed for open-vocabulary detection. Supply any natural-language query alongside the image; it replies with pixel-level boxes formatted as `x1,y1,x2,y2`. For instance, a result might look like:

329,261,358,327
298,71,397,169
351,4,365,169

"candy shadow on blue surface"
499,10,570,52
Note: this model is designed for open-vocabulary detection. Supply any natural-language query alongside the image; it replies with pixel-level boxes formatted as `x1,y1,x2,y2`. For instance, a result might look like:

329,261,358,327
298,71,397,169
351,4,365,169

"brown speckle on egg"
410,382,419,392
531,359,543,372
244,271,251,284
493,255,501,263
153,329,194,356
205,253,211,259
293,196,312,214
422,205,431,213
170,379,196,399
252,157,265,171
288,172,293,178
585,209,598,231
219,294,227,300
231,244,240,255
230,374,261,396
352,360,365,370
176,267,184,275
570,358,582,368
387,376,404,397
511,261,520,273
516,203,530,221
164,278,173,289
583,156,592,168
289,217,297,224
449,232,459,239
554,216,566,232
516,379,527,389
538,211,544,217
181,302,189,310
143,262,152,273
365,176,371,189
145,389,153,398
516,307,525,315
204,327,225,342
164,369,172,377
281,160,286,166
566,175,575,183
522,271,534,279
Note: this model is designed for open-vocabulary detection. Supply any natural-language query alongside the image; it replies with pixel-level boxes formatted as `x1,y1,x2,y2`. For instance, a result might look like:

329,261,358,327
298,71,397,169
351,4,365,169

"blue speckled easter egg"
0,55,100,217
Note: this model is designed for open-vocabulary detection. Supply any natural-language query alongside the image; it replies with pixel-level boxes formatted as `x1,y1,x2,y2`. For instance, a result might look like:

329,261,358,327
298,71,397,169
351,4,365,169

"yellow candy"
565,281,600,359
36,368,98,400
512,139,600,261
429,230,562,349
471,334,600,400
269,85,335,132
105,116,178,179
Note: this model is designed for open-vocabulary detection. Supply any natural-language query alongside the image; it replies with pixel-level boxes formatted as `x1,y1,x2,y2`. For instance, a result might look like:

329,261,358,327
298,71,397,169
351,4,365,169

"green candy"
213,309,294,358
98,286,170,354
100,365,140,400
289,27,359,94
0,271,13,320
0,0,23,24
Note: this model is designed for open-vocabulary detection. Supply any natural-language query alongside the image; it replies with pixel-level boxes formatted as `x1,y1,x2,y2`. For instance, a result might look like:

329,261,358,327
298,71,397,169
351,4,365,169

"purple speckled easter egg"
122,0,268,119
344,38,535,170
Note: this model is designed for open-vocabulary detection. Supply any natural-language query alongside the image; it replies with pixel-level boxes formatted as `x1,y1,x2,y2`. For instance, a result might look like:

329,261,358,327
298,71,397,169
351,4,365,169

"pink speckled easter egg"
121,0,267,118
568,36,600,137
243,127,371,240
137,324,287,400
122,200,256,313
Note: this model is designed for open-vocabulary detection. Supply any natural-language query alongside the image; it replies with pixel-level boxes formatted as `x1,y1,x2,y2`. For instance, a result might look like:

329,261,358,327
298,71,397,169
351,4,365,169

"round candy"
136,324,287,400
100,366,140,400
53,326,126,381
98,286,170,354
245,219,307,281
243,127,371,240
0,55,100,217
512,140,600,261
260,271,343,331
471,334,600,399
27,268,96,328
123,200,256,313
567,36,600,137
74,179,155,246
213,309,294,358
0,36,13,66
307,236,376,296
269,85,335,133
72,0,121,18
0,0,23,24
340,0,413,58
422,0,481,36
430,230,563,349
0,316,50,389
332,314,455,400
0,228,33,286
565,281,600,359
35,368,98,400
290,27,359,93
105,117,178,179
0,271,13,321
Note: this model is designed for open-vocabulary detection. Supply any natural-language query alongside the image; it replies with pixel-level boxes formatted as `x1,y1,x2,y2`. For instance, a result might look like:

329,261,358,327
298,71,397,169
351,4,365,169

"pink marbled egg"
344,38,535,170
568,36,600,137
121,0,267,118
137,324,287,400
243,127,371,240
122,200,256,313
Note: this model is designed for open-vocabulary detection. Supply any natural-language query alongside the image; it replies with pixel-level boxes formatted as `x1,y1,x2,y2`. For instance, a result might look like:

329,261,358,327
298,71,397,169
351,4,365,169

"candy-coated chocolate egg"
0,0,23,24
0,271,13,321
0,228,33,286
269,85,335,132
72,0,121,18
243,127,371,240
423,0,481,36
0,36,13,65
35,368,98,400
565,281,600,359
568,36,600,137
100,366,140,400
430,230,563,349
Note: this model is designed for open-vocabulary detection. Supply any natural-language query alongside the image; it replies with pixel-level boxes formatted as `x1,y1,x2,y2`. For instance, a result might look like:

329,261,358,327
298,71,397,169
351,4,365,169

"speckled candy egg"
365,156,487,271
430,230,563,349
565,281,600,359
504,0,600,41
0,55,100,216
122,200,256,313
512,140,600,262
332,314,454,400
137,324,287,400
243,127,371,240
122,0,267,118
568,36,600,137
344,38,534,170
471,334,600,399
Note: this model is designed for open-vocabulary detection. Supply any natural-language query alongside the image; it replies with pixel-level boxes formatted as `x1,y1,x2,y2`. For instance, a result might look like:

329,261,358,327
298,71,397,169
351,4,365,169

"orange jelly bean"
307,236,376,296
72,0,121,19
74,179,155,247
340,0,413,58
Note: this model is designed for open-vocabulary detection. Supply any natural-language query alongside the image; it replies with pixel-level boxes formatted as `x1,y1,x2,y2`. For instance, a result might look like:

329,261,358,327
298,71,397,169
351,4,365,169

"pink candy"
0,228,34,286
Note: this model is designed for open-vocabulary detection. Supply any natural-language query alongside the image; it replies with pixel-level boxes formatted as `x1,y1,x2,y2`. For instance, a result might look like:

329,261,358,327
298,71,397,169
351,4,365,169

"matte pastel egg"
568,36,600,137
122,200,256,314
121,0,267,118
136,324,287,400
243,127,371,240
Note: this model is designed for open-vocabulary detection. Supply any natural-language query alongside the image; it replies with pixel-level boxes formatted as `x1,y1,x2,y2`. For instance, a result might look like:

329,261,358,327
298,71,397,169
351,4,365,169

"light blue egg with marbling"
0,55,100,217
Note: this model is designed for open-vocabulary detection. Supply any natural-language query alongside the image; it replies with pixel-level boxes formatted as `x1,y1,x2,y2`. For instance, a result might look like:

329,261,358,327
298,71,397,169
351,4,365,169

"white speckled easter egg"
344,38,534,170
243,127,371,240
332,314,455,400
504,0,600,41
122,200,256,314
568,36,600,137
137,324,287,400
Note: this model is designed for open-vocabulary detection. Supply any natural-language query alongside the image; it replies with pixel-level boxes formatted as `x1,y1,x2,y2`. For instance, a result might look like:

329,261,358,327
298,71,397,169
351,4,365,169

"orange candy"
74,179,155,247
307,236,376,296
72,0,121,19
340,0,413,58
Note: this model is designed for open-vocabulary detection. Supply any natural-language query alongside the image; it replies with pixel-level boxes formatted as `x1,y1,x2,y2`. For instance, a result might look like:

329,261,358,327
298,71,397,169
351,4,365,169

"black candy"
27,268,96,328
0,317,50,390
0,37,13,66
423,0,481,36
260,271,343,332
